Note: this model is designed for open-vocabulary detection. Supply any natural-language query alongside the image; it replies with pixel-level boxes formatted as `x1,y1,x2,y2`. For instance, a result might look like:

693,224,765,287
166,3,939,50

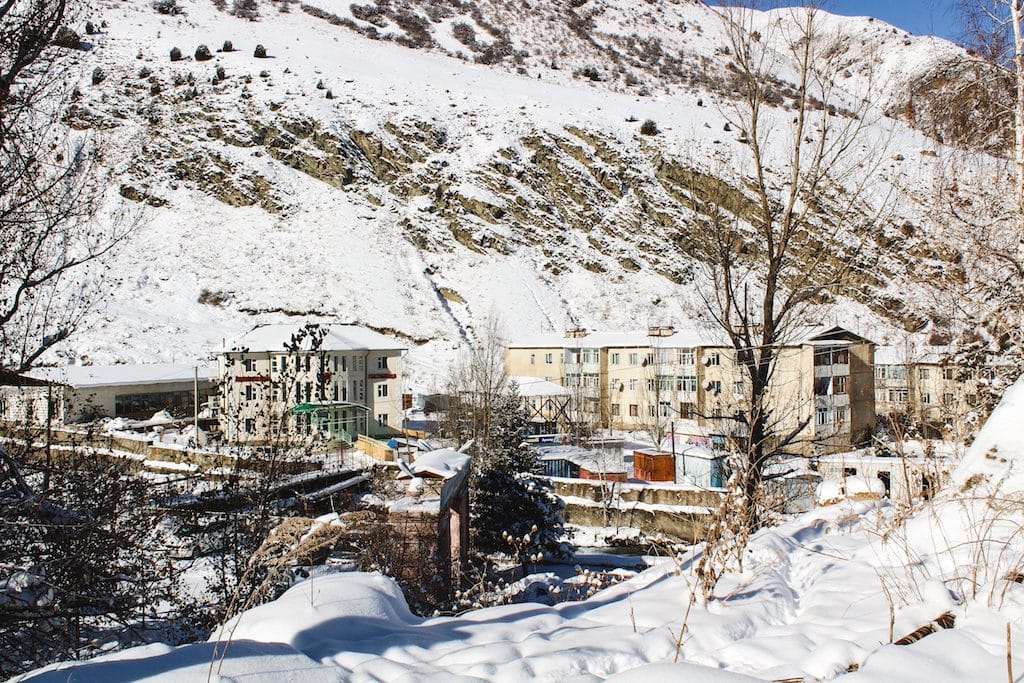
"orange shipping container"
633,450,674,482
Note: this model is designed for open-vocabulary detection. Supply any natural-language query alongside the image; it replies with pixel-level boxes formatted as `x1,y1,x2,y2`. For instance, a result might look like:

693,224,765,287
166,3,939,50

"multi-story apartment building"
216,324,405,444
874,344,982,438
506,325,875,456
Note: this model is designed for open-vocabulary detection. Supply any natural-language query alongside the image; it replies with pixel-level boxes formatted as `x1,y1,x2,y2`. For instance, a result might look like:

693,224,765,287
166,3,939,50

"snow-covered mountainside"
56,0,1005,380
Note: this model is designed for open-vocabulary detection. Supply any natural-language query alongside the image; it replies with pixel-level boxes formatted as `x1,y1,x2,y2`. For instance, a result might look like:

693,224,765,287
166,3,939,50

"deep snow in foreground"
22,379,1024,682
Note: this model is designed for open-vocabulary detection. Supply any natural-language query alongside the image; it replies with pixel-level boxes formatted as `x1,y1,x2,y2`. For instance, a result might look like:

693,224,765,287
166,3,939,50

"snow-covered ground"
20,376,1024,681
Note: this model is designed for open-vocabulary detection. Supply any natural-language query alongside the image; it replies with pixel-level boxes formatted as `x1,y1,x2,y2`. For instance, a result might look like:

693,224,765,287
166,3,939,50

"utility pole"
194,366,199,447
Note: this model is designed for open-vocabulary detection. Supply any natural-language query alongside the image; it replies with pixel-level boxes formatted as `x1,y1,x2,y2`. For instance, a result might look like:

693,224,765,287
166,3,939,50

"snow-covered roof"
24,363,215,389
507,376,571,397
398,448,471,480
535,445,628,473
509,327,727,350
510,325,870,351
874,344,953,366
222,324,406,353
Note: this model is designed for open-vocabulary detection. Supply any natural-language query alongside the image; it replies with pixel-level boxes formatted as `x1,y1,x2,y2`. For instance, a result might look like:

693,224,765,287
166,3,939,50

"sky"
820,0,960,42
708,2,963,43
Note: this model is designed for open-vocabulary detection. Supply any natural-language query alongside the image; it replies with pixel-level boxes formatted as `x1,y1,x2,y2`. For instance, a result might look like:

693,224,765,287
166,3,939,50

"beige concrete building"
874,345,983,439
0,364,215,426
506,325,875,456
216,324,405,444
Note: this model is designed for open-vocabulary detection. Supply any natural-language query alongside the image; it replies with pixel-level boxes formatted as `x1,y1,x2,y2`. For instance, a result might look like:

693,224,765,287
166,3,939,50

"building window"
566,350,580,364
833,375,848,394
679,402,696,419
815,346,850,366
377,413,388,427
629,352,639,365
303,356,312,372
815,407,830,426
658,375,674,391
611,352,620,365
706,353,720,366
943,392,954,405
942,367,956,380
611,403,620,416
530,353,536,365
374,356,386,370
921,393,931,404
833,406,847,423
357,380,365,401
582,348,599,363
354,356,365,372
271,357,278,372
659,401,671,417
919,367,931,380
244,418,256,434
304,382,312,403
584,373,600,388
646,378,656,392
341,356,348,372
677,349,695,366
629,404,639,417
377,384,388,398
244,384,255,401
243,358,256,372
628,378,638,391
677,375,697,392
645,352,656,366
648,405,657,417
544,353,553,364
888,388,909,403
885,365,908,380
708,380,722,394
874,366,885,379
733,381,744,395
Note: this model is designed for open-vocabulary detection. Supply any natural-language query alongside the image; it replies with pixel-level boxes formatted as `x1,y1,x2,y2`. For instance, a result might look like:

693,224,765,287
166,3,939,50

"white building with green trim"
215,324,406,445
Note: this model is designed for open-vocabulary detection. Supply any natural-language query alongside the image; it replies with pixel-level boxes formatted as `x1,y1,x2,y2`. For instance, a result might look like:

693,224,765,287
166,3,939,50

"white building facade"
215,324,405,444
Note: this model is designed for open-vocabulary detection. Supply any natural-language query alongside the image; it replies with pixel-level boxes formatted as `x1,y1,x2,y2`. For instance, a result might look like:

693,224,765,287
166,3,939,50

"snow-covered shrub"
640,119,659,135
231,0,259,20
152,0,180,15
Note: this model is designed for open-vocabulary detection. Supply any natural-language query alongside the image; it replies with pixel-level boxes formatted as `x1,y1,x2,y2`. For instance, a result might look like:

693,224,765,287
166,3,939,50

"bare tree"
1,0,132,372
690,1,891,526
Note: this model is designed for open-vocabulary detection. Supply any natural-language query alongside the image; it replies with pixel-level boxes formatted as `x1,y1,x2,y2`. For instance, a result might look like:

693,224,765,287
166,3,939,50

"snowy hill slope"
51,0,1006,380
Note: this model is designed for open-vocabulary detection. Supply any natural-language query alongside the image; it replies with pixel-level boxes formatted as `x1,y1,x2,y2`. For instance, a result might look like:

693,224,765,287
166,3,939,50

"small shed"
392,448,472,596
633,449,675,482
536,445,628,482
674,445,727,489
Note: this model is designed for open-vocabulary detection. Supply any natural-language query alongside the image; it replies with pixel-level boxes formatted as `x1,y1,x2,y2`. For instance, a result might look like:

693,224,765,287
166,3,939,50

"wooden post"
1008,621,1013,683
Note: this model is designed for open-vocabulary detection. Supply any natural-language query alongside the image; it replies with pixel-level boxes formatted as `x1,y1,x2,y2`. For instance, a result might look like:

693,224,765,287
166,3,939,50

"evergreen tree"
471,383,570,571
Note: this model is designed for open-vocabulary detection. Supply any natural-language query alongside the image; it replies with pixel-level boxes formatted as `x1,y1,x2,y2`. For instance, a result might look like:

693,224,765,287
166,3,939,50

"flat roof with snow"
507,376,571,397
24,363,215,389
222,324,406,353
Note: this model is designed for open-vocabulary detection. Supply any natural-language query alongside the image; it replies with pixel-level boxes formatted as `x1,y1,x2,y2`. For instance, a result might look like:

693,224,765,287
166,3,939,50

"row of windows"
240,378,371,403
875,366,974,381
240,354,387,374
240,411,391,435
530,348,703,367
609,402,700,419
815,406,848,426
